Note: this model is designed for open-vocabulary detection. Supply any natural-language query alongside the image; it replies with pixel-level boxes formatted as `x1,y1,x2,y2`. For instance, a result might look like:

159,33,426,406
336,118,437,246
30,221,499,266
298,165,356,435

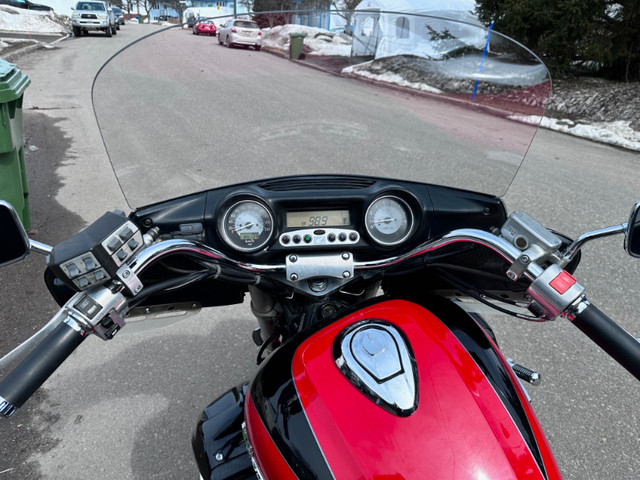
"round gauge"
365,196,414,246
220,200,274,252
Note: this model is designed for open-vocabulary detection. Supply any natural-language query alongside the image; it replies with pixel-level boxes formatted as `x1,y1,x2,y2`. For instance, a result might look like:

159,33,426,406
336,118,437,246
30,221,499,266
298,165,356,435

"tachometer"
220,200,274,252
365,196,413,246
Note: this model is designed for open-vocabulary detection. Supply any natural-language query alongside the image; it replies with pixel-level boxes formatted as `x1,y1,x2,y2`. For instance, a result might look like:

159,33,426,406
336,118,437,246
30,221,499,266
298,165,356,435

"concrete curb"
2,33,70,62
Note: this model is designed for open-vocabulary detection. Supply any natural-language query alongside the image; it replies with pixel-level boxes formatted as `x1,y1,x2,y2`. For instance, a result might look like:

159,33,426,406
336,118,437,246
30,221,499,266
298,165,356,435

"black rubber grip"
572,303,640,381
0,321,86,411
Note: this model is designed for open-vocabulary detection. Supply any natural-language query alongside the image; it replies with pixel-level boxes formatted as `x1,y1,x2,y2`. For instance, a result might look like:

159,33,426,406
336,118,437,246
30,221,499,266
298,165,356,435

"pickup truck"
71,1,117,37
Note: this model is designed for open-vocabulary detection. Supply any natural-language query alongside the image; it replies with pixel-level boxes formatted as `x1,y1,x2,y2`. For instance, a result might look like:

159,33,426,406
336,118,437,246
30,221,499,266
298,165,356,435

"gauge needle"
233,223,256,233
372,218,397,224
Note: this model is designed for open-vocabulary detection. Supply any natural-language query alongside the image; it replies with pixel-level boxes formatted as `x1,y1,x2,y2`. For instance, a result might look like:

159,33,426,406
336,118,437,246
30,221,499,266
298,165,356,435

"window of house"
396,16,410,39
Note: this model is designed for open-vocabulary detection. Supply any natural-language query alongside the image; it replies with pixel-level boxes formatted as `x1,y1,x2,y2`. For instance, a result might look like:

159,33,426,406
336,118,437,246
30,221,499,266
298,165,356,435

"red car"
193,19,216,36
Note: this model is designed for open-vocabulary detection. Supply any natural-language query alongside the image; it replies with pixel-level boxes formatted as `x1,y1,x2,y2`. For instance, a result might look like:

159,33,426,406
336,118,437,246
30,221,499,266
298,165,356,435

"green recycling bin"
289,32,307,60
0,59,31,231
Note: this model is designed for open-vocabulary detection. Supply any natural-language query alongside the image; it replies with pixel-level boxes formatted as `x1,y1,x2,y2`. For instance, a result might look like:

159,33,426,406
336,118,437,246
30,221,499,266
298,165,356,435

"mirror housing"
624,201,640,258
0,201,31,268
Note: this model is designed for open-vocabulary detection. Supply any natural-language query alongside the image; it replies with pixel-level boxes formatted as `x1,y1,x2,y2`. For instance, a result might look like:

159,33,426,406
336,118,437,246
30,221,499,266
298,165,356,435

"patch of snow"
262,24,352,57
0,5,70,33
510,115,640,151
343,62,443,94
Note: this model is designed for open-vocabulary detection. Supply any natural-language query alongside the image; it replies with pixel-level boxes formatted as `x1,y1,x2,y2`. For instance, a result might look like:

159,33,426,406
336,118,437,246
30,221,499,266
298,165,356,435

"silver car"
218,19,262,50
71,0,117,37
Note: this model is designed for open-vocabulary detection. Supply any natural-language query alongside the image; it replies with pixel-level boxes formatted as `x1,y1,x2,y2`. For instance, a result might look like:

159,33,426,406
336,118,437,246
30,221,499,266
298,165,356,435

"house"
352,0,480,57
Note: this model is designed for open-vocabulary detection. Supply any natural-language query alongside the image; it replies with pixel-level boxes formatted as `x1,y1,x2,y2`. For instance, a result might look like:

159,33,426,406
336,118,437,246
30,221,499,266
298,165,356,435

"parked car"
186,15,198,28
0,0,52,11
111,6,124,27
193,19,216,36
218,19,262,50
71,1,117,37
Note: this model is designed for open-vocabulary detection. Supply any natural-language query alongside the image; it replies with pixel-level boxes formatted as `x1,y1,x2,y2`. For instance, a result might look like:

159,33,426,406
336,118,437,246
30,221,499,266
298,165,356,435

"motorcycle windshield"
92,11,550,208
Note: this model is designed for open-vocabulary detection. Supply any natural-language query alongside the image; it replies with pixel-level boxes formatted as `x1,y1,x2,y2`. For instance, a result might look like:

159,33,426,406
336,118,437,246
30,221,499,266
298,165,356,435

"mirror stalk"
29,240,53,255
563,224,627,262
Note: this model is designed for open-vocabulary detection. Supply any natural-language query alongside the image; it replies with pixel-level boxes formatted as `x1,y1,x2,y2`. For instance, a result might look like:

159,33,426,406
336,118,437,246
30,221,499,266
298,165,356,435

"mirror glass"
0,201,31,267
625,201,640,258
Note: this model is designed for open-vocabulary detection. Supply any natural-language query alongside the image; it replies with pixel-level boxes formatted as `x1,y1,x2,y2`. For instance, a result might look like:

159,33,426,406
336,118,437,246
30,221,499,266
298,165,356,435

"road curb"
2,33,70,62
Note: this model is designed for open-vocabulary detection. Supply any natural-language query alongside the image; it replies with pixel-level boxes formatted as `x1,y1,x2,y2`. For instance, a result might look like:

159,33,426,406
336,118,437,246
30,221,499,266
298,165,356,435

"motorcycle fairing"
247,297,561,479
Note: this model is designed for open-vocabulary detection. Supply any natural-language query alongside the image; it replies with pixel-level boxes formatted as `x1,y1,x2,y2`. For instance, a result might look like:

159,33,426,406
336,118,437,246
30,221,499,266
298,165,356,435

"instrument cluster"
217,192,418,255
130,175,507,268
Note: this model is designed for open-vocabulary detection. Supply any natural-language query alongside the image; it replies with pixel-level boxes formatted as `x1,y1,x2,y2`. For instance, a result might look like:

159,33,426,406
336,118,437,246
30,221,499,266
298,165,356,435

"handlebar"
2,226,639,417
0,318,87,417
569,300,640,382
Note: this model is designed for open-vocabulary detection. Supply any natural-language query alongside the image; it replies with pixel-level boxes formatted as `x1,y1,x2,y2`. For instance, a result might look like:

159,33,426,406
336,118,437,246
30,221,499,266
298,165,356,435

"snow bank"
262,24,351,57
343,61,442,93
511,115,640,151
0,5,70,34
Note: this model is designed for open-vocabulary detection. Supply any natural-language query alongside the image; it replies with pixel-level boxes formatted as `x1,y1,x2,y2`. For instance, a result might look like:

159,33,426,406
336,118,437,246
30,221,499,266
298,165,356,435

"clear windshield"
92,11,550,208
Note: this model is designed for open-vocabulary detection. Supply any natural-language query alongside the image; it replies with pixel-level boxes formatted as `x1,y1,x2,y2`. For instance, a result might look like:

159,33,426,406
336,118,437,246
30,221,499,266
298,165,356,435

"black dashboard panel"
130,175,507,264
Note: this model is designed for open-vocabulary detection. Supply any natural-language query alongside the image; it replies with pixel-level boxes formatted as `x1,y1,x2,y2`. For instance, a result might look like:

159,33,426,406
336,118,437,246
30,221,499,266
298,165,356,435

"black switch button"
128,238,139,250
116,250,128,261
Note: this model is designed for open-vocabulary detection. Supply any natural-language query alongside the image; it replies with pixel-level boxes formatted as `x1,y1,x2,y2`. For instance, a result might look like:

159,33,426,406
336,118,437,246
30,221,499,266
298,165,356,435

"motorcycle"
1,10,640,479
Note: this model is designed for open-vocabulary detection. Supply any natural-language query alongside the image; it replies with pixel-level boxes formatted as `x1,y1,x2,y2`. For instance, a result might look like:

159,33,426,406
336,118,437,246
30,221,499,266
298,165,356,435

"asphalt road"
1,23,640,480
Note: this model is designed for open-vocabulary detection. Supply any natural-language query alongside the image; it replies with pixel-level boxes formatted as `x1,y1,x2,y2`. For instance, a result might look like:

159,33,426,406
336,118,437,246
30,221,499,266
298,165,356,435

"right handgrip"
0,319,87,417
571,302,640,382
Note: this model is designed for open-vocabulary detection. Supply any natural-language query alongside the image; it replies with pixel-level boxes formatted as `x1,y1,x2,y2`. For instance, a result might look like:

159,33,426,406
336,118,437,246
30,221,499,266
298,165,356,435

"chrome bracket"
286,252,354,283
116,264,143,296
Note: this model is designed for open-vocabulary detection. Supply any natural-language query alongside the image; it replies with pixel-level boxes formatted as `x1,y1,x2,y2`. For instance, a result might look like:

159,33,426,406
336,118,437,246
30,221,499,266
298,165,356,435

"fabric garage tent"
352,0,481,58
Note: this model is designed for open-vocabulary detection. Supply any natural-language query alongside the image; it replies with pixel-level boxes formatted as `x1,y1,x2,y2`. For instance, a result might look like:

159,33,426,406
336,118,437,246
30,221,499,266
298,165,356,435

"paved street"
0,22,639,480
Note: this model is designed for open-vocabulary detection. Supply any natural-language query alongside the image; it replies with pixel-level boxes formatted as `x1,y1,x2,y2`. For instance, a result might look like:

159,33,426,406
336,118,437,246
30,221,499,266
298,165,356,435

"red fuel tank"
246,299,561,479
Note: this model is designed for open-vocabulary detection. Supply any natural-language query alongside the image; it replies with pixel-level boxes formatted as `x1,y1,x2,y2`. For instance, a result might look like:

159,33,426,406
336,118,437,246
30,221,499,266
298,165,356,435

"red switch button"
549,270,577,294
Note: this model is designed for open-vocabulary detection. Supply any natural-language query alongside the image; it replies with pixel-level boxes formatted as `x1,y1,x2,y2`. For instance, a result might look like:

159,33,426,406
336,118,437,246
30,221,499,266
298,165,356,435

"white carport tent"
352,0,481,57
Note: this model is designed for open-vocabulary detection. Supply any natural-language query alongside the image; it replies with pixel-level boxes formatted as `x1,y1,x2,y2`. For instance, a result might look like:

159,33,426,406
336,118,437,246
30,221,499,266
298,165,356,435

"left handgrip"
0,320,87,417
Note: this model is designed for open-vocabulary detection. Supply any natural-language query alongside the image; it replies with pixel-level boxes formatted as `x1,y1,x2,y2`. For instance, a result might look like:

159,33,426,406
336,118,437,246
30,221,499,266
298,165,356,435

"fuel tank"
245,298,561,479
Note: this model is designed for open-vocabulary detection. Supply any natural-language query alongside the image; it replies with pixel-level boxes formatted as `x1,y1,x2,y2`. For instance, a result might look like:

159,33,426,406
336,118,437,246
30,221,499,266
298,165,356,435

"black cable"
256,328,284,366
129,270,214,308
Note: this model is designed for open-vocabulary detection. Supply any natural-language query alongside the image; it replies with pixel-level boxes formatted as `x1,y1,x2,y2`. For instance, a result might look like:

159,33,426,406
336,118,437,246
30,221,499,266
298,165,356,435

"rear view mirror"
0,201,30,268
624,201,640,258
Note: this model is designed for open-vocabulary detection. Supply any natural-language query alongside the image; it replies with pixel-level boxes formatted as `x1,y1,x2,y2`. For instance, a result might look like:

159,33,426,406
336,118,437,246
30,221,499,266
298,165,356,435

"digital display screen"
286,210,350,228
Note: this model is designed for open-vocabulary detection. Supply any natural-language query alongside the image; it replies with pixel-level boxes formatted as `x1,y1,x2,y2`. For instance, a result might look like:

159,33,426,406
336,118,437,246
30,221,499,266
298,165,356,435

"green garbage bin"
0,59,31,231
289,32,307,60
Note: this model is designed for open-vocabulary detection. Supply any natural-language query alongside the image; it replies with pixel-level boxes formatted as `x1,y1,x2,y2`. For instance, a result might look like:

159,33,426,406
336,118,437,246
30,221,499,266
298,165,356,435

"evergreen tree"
476,0,640,80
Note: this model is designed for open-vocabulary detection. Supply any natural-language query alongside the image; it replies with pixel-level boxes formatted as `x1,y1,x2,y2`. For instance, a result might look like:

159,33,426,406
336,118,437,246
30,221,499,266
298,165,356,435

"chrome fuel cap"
334,321,418,417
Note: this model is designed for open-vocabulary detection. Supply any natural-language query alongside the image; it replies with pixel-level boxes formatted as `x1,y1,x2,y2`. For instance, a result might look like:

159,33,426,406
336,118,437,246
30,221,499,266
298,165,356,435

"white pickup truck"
71,1,117,37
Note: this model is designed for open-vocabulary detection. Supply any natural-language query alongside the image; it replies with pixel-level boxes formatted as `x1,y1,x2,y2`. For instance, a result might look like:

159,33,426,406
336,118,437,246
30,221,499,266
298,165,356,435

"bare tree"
239,0,253,11
142,0,158,22
332,0,359,33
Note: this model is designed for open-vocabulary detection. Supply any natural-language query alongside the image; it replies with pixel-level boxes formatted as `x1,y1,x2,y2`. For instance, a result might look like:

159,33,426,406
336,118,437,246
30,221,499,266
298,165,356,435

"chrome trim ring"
219,199,275,253
364,195,414,246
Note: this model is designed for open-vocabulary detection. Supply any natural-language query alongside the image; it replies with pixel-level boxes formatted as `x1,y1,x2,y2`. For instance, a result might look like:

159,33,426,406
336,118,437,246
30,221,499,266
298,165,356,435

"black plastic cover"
192,384,258,480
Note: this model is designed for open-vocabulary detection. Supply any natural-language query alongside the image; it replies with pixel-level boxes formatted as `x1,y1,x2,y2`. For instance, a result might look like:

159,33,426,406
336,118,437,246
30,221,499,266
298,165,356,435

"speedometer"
365,196,414,246
220,200,274,252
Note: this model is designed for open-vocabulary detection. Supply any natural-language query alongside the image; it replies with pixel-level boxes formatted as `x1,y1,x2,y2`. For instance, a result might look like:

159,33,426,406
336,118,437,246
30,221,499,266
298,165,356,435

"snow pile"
262,24,351,57
511,115,640,151
344,61,442,93
0,5,70,33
